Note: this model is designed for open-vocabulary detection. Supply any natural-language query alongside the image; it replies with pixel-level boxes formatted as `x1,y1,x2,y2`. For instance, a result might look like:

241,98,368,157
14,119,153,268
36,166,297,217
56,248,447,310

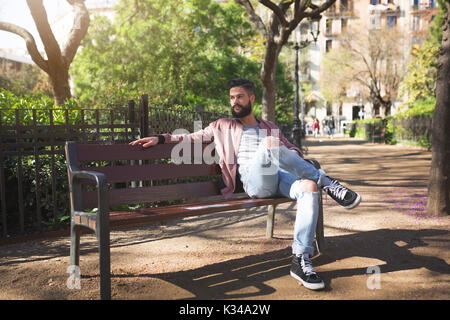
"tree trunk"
261,40,279,122
427,10,450,216
49,68,72,105
379,100,391,118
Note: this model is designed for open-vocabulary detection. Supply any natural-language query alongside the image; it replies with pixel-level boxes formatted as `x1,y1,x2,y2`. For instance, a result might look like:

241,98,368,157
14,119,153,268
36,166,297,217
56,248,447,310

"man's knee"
297,179,318,192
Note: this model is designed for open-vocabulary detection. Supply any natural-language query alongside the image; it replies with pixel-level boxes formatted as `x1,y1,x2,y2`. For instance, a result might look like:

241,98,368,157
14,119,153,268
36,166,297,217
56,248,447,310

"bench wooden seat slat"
73,211,97,230
81,163,220,183
108,197,294,227
82,181,221,208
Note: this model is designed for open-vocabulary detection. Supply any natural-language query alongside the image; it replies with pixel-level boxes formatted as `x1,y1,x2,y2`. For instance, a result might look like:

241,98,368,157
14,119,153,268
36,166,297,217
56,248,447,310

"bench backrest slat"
82,181,220,208
76,143,204,161
83,163,220,183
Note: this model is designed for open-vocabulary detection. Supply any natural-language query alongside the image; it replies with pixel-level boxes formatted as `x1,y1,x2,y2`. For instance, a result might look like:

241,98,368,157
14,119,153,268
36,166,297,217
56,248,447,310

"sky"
0,0,71,51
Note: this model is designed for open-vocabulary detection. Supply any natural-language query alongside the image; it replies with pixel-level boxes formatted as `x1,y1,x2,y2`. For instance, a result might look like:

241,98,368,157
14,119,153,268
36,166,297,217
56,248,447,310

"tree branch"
259,0,289,27
62,0,90,66
340,34,379,89
234,0,267,38
304,0,336,18
0,21,49,72
26,0,63,67
290,0,308,31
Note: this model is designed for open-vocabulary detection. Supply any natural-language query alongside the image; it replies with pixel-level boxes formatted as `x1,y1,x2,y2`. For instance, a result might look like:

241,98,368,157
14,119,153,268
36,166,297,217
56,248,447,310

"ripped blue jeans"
244,140,326,256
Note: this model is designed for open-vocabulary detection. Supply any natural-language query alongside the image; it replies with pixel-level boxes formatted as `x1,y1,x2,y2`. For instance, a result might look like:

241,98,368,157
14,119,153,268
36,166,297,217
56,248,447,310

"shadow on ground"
0,206,288,267
108,228,449,299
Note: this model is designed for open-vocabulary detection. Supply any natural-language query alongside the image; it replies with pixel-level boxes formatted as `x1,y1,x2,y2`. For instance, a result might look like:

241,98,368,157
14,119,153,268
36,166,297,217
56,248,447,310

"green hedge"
347,118,387,143
346,98,434,149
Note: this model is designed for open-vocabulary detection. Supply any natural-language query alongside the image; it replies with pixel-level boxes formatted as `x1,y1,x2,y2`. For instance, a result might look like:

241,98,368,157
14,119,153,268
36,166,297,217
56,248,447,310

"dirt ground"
0,135,449,301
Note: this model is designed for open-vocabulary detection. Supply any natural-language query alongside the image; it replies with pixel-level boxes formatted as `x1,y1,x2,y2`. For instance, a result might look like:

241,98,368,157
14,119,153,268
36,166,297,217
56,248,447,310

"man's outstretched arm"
129,120,216,148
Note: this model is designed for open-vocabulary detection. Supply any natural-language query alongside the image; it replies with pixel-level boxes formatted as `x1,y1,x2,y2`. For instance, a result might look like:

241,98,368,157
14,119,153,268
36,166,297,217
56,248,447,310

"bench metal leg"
70,224,81,267
98,224,111,300
266,204,276,239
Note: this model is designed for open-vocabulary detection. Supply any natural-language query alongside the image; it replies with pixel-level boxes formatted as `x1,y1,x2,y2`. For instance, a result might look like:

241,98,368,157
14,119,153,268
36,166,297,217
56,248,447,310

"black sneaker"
290,253,325,290
323,177,361,209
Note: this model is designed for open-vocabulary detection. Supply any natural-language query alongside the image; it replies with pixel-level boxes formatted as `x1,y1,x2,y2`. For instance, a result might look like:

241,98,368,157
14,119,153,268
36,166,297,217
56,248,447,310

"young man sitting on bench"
130,78,361,291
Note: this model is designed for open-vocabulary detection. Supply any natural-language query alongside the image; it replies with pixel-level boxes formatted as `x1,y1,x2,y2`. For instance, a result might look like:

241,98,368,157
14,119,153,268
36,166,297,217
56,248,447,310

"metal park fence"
0,94,228,238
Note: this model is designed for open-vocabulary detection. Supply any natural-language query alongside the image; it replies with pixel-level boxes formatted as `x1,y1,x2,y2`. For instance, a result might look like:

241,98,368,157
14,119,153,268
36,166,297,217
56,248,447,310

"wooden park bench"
65,141,325,300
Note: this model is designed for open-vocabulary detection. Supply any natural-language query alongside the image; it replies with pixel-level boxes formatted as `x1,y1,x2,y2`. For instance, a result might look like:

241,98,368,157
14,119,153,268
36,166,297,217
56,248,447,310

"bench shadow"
0,205,295,267
116,228,449,299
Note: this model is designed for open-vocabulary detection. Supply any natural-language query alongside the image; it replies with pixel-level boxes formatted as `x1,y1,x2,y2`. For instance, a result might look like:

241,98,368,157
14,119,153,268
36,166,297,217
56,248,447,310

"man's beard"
231,101,252,118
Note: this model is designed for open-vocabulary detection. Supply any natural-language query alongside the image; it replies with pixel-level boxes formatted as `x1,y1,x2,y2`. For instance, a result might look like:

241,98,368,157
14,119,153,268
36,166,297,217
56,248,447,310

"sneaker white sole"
290,271,325,290
344,193,361,210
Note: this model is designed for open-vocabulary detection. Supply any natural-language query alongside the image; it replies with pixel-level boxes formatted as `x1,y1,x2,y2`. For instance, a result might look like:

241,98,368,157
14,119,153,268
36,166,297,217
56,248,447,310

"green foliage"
349,118,386,143
320,48,353,104
398,40,439,108
71,0,261,111
0,90,84,233
0,88,81,125
429,0,448,44
348,106,433,149
398,1,447,110
274,62,295,125
384,118,396,145
3,154,71,233
394,96,435,118
0,88,54,108
0,63,53,98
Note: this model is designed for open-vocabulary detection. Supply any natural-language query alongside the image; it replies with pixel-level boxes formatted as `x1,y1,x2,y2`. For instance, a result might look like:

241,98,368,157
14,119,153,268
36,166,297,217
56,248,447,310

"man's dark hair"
228,78,256,96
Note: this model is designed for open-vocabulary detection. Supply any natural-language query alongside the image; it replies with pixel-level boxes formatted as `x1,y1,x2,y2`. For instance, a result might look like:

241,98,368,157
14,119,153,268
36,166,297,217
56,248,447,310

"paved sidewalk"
0,136,449,300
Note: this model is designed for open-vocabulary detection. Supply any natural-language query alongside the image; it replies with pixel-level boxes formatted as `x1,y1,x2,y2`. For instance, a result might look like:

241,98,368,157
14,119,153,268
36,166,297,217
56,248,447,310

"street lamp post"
292,42,302,149
289,17,321,149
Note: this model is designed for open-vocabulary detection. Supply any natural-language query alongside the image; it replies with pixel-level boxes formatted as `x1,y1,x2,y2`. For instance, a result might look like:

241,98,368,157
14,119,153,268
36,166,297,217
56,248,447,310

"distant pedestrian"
328,116,335,139
312,118,320,138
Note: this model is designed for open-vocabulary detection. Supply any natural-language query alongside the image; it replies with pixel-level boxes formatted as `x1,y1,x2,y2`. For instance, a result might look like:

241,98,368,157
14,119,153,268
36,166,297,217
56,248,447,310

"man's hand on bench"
129,137,158,148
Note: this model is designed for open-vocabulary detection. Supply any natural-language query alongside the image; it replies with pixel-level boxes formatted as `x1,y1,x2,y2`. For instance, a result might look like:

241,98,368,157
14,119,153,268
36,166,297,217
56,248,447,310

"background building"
295,0,439,133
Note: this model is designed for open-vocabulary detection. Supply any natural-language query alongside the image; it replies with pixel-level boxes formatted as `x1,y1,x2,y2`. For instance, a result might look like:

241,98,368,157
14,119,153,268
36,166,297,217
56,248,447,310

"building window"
412,15,420,31
329,3,336,13
341,18,348,32
326,39,333,52
341,0,348,11
326,19,333,35
370,15,380,29
387,15,397,28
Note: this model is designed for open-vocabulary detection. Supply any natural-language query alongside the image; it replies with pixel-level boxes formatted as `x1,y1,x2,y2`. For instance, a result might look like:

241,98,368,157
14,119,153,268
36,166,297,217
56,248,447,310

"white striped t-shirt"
237,125,264,185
